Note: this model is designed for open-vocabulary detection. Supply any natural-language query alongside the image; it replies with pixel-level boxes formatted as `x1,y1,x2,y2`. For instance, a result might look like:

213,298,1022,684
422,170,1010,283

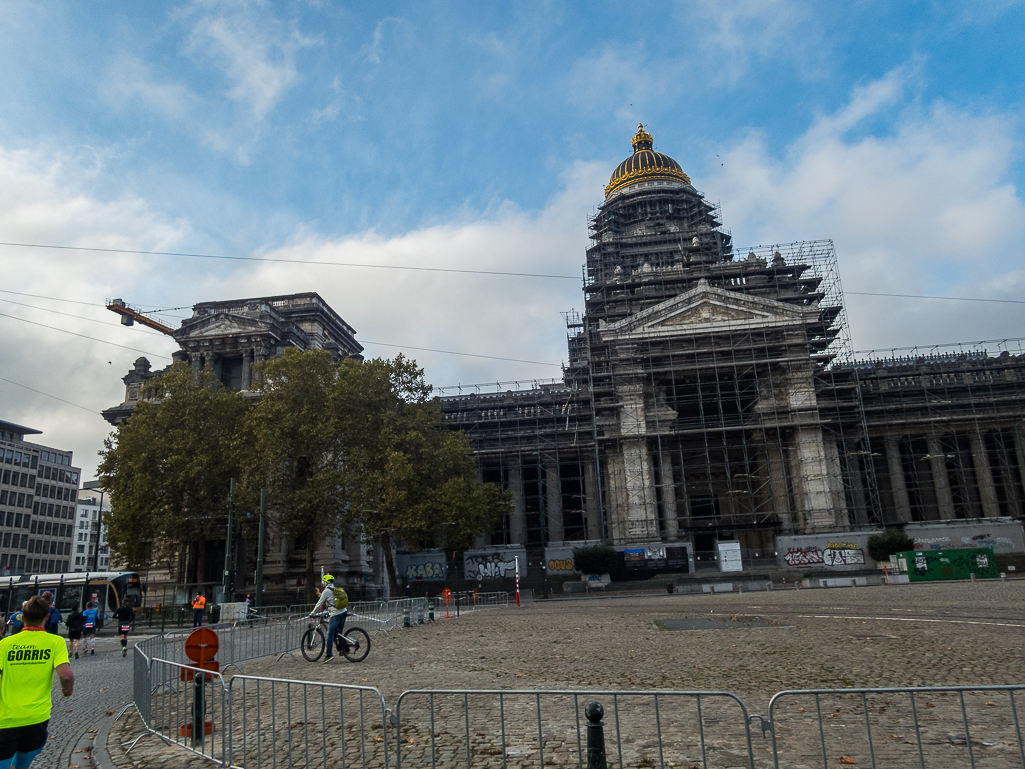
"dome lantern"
605,124,691,199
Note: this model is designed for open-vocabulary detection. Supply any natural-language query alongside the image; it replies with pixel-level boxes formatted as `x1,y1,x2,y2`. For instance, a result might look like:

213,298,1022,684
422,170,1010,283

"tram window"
58,584,83,613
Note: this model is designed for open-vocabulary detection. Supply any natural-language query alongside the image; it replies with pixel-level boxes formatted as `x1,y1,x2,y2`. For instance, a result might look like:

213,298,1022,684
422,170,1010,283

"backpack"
333,586,348,611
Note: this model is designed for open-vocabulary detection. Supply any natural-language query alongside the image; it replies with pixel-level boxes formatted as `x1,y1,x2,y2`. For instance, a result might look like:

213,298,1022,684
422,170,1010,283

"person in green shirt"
0,596,74,769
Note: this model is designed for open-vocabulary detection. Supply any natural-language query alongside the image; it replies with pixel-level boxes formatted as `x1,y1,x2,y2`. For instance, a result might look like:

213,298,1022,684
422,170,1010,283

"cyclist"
111,603,134,657
308,574,349,663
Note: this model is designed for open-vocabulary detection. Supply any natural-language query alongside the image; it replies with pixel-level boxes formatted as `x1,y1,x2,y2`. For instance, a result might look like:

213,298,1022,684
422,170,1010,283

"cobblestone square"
115,581,1025,768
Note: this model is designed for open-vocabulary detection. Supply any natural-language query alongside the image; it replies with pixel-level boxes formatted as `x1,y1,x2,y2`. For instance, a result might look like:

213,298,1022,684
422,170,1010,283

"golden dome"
605,124,691,198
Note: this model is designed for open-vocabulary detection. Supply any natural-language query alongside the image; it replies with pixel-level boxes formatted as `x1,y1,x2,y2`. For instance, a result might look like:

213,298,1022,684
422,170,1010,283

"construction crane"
105,298,175,335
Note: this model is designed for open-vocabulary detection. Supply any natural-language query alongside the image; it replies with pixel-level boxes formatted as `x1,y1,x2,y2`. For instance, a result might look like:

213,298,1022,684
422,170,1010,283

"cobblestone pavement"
35,634,137,769
113,581,1025,768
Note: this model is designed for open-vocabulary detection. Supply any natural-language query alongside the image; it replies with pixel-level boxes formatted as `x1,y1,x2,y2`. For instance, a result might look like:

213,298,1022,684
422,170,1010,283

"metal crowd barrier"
229,675,390,769
142,657,233,765
767,684,1025,769
394,688,755,769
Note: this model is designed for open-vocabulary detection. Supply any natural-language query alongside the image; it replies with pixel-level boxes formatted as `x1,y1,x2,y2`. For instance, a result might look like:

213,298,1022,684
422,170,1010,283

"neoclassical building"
107,126,1025,585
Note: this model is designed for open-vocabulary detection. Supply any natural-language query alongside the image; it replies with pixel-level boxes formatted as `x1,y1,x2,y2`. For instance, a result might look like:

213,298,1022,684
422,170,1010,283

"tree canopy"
99,351,510,597
98,362,248,577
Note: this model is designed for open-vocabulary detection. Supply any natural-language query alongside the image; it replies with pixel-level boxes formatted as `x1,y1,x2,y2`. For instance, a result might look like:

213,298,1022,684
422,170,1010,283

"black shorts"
118,625,131,635
68,631,81,640
82,627,95,637
0,720,49,762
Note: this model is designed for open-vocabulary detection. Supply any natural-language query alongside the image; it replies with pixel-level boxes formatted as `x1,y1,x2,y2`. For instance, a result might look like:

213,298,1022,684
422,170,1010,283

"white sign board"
717,540,743,573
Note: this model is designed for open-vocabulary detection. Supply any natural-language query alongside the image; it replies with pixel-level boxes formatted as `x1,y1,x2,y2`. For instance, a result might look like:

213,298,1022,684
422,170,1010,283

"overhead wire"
0,376,102,415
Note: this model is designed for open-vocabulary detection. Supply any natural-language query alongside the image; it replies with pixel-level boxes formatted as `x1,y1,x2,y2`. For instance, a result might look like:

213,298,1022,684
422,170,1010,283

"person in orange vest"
191,593,206,628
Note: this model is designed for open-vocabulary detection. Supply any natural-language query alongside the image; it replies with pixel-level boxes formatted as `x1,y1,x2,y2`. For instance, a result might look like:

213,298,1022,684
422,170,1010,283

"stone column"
765,439,792,529
583,460,602,541
885,436,912,523
1014,425,1025,491
927,434,956,520
241,348,253,390
615,382,659,542
846,450,868,525
190,353,201,376
506,460,527,546
970,430,1000,517
545,460,563,545
661,454,679,542
785,366,841,531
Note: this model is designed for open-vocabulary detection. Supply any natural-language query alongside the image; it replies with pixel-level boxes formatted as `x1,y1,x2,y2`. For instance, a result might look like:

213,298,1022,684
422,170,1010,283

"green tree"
98,362,248,579
246,348,347,601
332,356,511,595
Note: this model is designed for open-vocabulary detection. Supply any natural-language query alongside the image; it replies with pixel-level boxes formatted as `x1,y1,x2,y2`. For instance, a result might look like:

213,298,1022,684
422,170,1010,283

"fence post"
586,702,607,769
428,600,434,621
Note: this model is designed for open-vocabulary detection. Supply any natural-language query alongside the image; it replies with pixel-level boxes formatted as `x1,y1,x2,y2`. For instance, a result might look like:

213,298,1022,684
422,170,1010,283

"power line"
361,340,560,367
0,376,102,415
0,241,581,280
846,291,1025,305
0,311,173,359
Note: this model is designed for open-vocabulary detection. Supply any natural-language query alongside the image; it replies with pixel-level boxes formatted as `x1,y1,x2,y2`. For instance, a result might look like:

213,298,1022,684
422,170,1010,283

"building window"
76,545,85,553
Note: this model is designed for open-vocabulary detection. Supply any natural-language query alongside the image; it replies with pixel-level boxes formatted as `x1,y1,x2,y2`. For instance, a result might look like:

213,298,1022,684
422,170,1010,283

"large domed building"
104,124,1025,593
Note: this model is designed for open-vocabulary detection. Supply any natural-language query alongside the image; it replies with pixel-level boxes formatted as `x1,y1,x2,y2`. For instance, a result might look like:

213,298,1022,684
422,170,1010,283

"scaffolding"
438,176,1025,571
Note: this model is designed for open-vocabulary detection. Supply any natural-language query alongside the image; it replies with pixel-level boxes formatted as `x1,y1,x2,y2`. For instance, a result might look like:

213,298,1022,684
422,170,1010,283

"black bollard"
585,702,607,769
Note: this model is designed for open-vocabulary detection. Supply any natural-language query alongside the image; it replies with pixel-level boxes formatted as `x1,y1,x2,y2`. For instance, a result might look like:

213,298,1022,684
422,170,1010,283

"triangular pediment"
600,279,816,341
175,312,272,340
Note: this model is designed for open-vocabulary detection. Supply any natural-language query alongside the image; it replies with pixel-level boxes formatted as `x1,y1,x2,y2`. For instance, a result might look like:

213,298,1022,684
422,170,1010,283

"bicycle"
300,612,370,662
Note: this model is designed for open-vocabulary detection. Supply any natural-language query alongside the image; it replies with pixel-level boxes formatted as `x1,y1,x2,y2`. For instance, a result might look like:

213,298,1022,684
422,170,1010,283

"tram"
0,571,142,624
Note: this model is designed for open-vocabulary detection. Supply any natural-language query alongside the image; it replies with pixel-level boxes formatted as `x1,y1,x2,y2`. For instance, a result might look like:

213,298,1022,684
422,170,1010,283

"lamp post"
223,478,236,604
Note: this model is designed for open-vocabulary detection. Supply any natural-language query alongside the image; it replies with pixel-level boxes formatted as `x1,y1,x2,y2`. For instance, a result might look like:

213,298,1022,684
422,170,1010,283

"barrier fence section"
393,688,756,769
767,684,1025,769
229,675,390,769
146,657,233,765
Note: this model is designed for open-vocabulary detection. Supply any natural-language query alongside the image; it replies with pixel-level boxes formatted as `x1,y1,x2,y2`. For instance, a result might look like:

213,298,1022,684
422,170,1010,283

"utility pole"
91,489,105,572
223,478,235,603
255,488,265,610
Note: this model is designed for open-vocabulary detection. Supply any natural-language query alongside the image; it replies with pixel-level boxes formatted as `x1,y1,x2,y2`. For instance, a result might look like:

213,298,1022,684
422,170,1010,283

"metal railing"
144,658,233,764
394,688,755,769
767,685,1025,769
229,675,389,769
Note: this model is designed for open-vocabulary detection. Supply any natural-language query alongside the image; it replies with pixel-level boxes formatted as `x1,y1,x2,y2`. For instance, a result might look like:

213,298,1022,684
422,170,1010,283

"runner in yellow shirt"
0,596,74,769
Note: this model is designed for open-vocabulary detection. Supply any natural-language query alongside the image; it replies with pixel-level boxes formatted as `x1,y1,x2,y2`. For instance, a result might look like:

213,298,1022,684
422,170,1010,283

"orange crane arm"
106,299,176,335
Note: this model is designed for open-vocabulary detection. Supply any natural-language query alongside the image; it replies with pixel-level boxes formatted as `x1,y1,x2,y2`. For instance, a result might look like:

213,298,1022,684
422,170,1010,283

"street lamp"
91,488,105,572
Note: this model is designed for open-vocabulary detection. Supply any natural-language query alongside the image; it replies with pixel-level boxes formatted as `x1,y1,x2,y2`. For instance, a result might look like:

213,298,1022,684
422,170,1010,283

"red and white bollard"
515,555,521,607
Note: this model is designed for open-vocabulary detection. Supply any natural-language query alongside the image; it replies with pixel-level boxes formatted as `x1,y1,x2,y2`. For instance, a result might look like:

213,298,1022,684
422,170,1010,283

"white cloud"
682,0,829,83
182,0,318,120
702,66,1025,352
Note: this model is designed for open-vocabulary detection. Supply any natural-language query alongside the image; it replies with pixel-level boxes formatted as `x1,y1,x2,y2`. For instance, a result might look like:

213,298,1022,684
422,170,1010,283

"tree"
573,544,617,575
98,362,248,579
332,356,511,595
246,348,347,601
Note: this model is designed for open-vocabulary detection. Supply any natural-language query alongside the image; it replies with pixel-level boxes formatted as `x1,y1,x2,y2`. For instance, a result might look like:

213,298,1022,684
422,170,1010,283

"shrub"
866,529,915,563
573,544,617,574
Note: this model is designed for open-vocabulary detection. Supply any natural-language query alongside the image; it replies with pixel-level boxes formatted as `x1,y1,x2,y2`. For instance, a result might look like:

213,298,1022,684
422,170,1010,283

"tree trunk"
381,531,399,597
305,540,316,603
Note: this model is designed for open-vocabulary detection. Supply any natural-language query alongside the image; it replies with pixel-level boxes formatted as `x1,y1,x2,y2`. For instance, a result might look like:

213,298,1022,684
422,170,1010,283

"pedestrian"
65,606,84,659
191,593,206,628
40,593,61,635
7,604,25,635
81,602,98,656
0,595,75,769
111,603,134,658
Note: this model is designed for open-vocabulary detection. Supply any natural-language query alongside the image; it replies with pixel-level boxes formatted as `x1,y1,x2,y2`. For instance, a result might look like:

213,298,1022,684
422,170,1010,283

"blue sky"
1,0,1023,479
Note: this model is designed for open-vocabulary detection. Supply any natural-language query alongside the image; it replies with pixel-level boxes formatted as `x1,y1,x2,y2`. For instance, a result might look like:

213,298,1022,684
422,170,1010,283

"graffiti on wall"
784,547,824,566
466,552,518,580
823,542,865,566
404,561,446,581
547,558,575,573
914,533,1015,552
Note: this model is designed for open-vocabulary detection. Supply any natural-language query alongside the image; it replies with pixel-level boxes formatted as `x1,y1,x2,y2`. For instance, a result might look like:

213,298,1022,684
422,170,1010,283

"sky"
1,0,1023,481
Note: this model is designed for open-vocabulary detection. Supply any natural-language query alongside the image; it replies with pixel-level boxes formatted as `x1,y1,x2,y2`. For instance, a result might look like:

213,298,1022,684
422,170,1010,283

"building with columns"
438,125,1025,572
105,126,1025,585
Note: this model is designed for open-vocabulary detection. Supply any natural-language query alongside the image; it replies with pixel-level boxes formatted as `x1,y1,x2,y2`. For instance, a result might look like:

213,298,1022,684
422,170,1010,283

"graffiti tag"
466,553,517,579
404,561,445,581
823,543,865,566
784,548,824,566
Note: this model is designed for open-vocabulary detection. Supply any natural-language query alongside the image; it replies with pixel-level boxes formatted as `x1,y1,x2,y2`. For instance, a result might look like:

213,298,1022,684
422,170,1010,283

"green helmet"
323,574,334,582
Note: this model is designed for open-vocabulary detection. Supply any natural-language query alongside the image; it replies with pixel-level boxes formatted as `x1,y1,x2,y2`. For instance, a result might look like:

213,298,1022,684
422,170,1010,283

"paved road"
34,634,138,769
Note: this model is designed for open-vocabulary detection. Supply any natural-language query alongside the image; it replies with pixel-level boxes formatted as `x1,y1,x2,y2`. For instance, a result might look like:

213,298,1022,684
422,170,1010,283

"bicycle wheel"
340,627,370,662
300,626,326,662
